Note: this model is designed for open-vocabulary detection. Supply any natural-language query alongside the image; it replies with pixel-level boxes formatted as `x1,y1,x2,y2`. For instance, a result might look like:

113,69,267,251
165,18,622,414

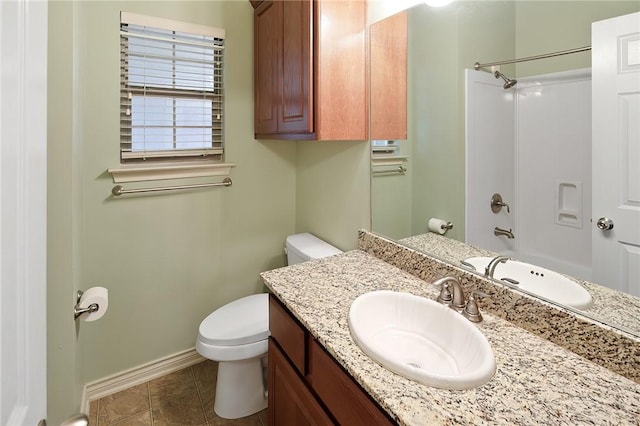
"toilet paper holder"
74,290,100,320
440,222,454,231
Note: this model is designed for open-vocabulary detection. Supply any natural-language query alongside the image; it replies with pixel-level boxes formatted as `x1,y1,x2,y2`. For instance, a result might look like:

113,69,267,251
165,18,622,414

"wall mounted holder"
74,290,99,320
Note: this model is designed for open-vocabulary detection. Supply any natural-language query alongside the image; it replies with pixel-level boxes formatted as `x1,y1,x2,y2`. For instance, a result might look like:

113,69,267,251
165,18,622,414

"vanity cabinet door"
268,340,334,426
307,339,395,426
269,293,306,374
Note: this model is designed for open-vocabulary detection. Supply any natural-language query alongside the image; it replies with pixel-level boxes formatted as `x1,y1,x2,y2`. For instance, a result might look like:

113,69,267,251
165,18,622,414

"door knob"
596,217,614,231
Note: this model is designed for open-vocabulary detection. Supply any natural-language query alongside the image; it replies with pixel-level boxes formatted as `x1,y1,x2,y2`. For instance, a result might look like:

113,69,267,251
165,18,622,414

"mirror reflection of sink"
348,290,496,390
464,256,593,310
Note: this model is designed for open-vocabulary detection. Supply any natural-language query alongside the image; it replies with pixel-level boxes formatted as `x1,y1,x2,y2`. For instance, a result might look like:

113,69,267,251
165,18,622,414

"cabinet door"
254,1,281,134
314,0,367,141
278,0,313,134
254,0,312,137
253,0,366,140
307,339,395,425
268,340,334,426
370,10,407,140
269,294,306,375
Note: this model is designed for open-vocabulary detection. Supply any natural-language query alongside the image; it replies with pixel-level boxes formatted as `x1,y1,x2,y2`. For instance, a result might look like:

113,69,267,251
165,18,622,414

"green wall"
74,0,297,384
296,142,371,250
48,1,371,423
48,1,84,421
516,1,640,77
47,1,298,422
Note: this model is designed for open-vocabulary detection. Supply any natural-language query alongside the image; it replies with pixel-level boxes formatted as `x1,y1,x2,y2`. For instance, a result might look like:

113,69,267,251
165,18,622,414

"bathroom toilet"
195,233,342,419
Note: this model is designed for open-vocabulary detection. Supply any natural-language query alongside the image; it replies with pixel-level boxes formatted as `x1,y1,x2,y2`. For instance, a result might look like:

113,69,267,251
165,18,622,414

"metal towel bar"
372,166,407,176
112,177,232,196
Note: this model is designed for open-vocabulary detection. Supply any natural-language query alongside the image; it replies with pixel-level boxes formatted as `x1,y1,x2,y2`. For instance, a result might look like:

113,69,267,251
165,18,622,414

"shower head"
494,70,517,89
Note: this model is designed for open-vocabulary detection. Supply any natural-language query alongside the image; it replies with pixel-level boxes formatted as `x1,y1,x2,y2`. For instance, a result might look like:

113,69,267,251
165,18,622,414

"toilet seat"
198,293,269,346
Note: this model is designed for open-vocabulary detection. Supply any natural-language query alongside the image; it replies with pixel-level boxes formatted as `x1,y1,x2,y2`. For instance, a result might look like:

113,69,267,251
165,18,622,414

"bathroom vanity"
260,235,640,425
268,295,394,425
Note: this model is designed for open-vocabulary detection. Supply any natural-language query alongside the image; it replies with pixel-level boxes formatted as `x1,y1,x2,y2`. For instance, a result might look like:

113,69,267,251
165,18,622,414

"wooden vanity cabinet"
252,0,368,141
269,340,334,425
268,295,395,426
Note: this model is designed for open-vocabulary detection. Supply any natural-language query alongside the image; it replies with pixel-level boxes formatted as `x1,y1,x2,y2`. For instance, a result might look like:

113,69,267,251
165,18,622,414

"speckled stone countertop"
399,233,640,335
260,250,640,425
361,231,640,384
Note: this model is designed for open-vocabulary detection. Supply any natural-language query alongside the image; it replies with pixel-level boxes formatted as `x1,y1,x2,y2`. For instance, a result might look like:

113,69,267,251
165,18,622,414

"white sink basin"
348,290,496,390
464,256,592,310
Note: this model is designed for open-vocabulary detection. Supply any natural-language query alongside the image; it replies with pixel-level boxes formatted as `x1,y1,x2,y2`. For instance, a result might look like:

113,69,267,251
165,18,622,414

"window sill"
107,162,236,183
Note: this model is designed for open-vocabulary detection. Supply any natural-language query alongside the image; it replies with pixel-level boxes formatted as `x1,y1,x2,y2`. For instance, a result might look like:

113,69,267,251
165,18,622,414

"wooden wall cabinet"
370,10,408,141
268,295,395,426
252,0,368,141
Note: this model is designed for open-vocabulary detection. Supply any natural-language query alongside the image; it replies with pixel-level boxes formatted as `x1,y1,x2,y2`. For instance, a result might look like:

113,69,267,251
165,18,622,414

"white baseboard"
80,389,89,418
82,347,205,413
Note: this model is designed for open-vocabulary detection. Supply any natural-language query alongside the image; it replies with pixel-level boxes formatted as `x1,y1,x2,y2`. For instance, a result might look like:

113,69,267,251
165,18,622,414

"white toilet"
195,233,342,419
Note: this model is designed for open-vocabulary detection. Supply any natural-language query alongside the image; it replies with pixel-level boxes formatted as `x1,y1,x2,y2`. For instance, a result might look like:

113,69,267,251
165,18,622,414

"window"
120,12,225,163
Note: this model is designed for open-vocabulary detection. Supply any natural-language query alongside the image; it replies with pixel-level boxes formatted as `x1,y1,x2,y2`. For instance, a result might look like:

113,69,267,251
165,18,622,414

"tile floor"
88,360,267,426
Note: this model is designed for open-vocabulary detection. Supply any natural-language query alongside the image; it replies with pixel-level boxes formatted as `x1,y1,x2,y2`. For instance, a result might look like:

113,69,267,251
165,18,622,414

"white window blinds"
120,12,225,162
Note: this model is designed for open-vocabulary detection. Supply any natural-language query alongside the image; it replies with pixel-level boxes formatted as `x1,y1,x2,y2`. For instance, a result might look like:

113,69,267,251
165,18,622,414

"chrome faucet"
494,227,515,239
432,276,466,310
484,255,509,278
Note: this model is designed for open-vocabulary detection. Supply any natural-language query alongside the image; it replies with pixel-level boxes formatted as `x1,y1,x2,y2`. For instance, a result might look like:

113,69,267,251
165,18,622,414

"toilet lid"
198,293,270,346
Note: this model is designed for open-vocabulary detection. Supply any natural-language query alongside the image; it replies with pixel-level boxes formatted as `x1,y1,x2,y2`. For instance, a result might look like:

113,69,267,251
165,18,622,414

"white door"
592,12,640,296
0,0,48,424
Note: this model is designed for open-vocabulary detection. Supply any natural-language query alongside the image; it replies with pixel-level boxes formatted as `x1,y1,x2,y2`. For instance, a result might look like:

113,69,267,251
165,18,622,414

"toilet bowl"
196,293,269,419
196,233,342,419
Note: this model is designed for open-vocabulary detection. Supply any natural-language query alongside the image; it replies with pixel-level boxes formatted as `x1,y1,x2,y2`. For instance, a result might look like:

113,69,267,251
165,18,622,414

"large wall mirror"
370,1,640,336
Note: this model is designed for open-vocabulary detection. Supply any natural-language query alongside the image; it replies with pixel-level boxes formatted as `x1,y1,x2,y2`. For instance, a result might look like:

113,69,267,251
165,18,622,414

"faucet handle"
462,291,489,323
490,193,510,214
484,255,509,277
436,284,453,305
432,276,465,310
500,277,520,286
460,260,476,271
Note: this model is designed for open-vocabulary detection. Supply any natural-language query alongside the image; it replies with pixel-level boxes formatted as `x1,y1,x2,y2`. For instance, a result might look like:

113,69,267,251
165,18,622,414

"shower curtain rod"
474,45,591,70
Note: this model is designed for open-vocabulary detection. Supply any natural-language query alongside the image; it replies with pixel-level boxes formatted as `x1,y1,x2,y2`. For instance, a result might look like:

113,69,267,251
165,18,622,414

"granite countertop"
260,250,640,425
399,233,640,334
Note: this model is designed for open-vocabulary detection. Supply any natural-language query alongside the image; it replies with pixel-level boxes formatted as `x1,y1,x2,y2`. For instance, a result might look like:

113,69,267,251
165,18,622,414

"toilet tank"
285,233,343,265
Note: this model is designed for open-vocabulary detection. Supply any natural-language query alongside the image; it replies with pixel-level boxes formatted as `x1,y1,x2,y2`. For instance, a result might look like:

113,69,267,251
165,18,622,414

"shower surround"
465,68,592,281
